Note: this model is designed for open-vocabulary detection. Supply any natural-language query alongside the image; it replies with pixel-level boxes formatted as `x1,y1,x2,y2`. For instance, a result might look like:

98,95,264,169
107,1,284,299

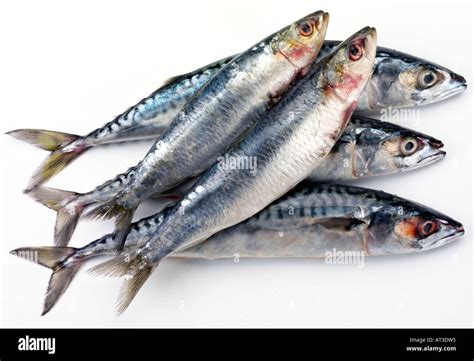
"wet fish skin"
10,183,464,315
85,57,234,145
8,40,466,189
85,27,377,313
309,115,446,181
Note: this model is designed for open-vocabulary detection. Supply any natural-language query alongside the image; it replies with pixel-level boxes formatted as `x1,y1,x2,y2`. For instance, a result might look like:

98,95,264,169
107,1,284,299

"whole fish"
86,27,377,314
11,183,464,315
7,41,466,186
32,11,330,248
27,115,445,248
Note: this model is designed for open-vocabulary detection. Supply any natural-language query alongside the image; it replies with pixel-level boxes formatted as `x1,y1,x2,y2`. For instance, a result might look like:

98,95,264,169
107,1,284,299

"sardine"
85,27,377,314
11,183,463,315
7,41,466,187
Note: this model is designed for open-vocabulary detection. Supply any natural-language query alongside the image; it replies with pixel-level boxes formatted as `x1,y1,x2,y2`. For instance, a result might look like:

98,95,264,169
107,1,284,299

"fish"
27,115,445,248
85,26,377,314
7,41,466,187
10,183,464,315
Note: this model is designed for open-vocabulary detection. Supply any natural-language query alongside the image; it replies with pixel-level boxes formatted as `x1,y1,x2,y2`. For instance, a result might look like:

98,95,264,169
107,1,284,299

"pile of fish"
8,10,467,315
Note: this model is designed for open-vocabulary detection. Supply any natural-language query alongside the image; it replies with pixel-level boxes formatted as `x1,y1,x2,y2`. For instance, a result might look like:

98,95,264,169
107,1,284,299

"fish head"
372,129,445,173
274,11,329,69
367,201,464,255
324,27,377,105
398,62,467,106
367,55,467,109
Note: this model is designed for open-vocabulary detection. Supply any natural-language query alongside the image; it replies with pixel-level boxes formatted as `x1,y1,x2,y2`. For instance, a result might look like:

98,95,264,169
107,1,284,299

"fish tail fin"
6,129,80,151
7,129,89,190
87,253,158,314
85,200,136,251
10,246,81,316
28,186,83,246
27,149,88,191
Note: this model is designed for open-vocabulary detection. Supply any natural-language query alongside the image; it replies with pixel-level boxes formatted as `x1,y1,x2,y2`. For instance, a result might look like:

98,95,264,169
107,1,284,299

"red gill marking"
342,100,358,125
278,43,314,67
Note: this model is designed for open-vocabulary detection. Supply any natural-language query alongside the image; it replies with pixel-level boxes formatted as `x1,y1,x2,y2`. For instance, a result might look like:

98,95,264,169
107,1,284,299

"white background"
0,0,472,327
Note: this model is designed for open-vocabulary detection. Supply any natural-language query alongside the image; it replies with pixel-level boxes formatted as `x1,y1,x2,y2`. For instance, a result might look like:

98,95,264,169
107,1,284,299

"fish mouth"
427,227,464,249
432,84,467,101
412,150,446,169
423,225,464,250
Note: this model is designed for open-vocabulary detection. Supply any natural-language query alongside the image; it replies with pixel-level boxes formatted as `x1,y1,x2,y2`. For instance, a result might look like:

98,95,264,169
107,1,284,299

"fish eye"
298,21,314,37
417,69,438,89
418,220,438,237
400,137,419,156
348,43,363,61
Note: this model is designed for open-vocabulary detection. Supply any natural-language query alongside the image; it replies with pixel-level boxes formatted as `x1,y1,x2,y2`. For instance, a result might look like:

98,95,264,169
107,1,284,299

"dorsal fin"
160,54,237,87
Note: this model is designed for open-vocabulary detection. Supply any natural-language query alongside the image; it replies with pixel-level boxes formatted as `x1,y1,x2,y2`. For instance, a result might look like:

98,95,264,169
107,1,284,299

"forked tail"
28,187,83,246
10,246,82,316
6,129,88,190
